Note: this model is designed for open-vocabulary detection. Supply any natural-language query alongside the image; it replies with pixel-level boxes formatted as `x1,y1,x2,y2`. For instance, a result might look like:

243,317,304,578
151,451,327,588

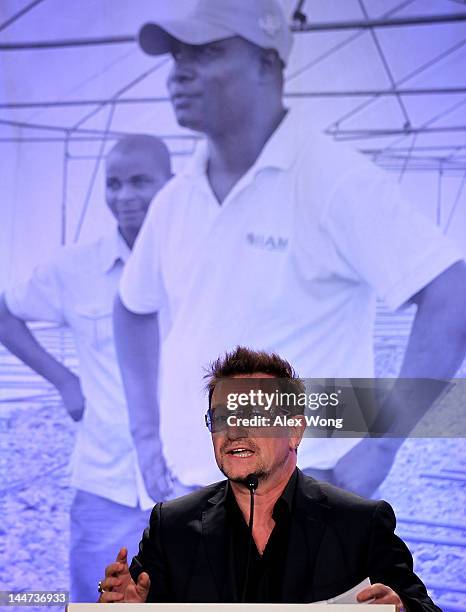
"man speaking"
98,348,439,610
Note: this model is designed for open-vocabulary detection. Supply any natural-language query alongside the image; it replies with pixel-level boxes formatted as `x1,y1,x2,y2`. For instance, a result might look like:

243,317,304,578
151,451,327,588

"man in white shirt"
0,135,173,602
115,0,466,502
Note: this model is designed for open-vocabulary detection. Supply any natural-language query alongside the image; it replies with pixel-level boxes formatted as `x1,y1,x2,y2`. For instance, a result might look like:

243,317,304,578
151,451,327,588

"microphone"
241,473,258,602
245,473,258,492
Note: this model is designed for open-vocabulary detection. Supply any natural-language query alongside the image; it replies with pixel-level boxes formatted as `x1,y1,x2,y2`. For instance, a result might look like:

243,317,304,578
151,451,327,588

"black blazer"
130,469,439,611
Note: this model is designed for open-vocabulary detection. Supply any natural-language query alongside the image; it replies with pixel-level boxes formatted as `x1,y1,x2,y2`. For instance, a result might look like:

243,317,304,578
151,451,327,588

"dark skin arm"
0,294,84,421
113,296,171,501
399,260,466,379
334,260,466,497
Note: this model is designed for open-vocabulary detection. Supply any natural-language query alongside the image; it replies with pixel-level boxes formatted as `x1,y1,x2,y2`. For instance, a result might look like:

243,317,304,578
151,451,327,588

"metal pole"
291,12,466,32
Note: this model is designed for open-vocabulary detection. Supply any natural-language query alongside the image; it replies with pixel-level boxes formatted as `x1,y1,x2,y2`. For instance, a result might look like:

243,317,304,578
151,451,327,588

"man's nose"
116,184,137,203
168,59,195,86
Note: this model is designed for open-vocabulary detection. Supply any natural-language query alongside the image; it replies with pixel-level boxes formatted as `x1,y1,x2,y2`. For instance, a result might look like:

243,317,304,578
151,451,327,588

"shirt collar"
226,467,297,517
253,110,303,173
99,228,131,274
274,467,297,516
181,109,303,179
182,139,209,178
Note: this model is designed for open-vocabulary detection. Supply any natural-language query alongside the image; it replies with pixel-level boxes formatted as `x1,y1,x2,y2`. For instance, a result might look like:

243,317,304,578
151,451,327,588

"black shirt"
225,469,297,603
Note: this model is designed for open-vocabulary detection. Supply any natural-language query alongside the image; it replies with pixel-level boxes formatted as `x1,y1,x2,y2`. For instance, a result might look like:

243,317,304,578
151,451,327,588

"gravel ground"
1,325,465,612
375,341,466,612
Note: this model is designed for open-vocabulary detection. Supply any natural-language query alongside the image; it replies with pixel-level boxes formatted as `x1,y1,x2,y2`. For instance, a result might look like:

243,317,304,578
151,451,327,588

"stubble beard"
220,445,290,485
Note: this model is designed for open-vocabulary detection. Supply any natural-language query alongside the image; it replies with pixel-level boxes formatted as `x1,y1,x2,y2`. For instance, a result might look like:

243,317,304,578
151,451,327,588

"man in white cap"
115,0,466,502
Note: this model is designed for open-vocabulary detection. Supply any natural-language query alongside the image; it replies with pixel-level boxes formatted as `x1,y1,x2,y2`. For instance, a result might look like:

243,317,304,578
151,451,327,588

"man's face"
167,37,261,134
211,374,301,485
105,148,168,234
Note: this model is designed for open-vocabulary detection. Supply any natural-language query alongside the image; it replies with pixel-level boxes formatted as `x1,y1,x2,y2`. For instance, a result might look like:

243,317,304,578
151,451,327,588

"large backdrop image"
0,0,465,609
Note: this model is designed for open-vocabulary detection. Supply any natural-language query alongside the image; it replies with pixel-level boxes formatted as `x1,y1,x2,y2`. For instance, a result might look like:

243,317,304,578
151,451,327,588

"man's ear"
258,48,282,81
290,414,306,452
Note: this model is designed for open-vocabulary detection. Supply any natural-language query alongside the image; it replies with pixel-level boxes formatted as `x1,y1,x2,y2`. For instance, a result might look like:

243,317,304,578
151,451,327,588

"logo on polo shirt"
246,232,289,252
259,14,282,37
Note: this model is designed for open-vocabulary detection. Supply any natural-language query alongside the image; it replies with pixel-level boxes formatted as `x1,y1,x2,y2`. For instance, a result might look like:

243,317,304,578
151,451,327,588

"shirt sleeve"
321,169,464,311
4,254,66,324
119,193,168,315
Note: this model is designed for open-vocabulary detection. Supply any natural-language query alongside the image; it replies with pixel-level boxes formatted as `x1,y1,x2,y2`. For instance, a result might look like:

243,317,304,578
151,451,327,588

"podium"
68,605,396,611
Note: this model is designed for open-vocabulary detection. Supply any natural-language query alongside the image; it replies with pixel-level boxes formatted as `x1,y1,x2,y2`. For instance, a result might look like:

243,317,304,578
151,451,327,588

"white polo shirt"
5,229,155,509
120,110,463,485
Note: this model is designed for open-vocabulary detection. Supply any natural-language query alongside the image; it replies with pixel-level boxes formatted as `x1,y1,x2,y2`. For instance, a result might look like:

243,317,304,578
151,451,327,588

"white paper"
314,577,373,605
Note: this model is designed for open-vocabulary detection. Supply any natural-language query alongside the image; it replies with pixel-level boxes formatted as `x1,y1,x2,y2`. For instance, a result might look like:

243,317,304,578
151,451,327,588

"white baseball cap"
138,0,294,65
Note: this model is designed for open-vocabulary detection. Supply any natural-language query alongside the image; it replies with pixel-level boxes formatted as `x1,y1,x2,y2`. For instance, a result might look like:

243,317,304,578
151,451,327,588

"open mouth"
227,448,255,458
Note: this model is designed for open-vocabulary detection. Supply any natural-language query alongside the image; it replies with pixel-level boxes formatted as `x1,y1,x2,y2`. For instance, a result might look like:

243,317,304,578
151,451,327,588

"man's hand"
333,438,403,498
98,547,150,603
0,296,86,422
57,372,85,422
137,437,172,502
357,583,405,609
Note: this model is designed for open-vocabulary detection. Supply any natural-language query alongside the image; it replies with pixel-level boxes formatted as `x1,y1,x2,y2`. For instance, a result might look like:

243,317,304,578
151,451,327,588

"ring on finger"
98,581,106,594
